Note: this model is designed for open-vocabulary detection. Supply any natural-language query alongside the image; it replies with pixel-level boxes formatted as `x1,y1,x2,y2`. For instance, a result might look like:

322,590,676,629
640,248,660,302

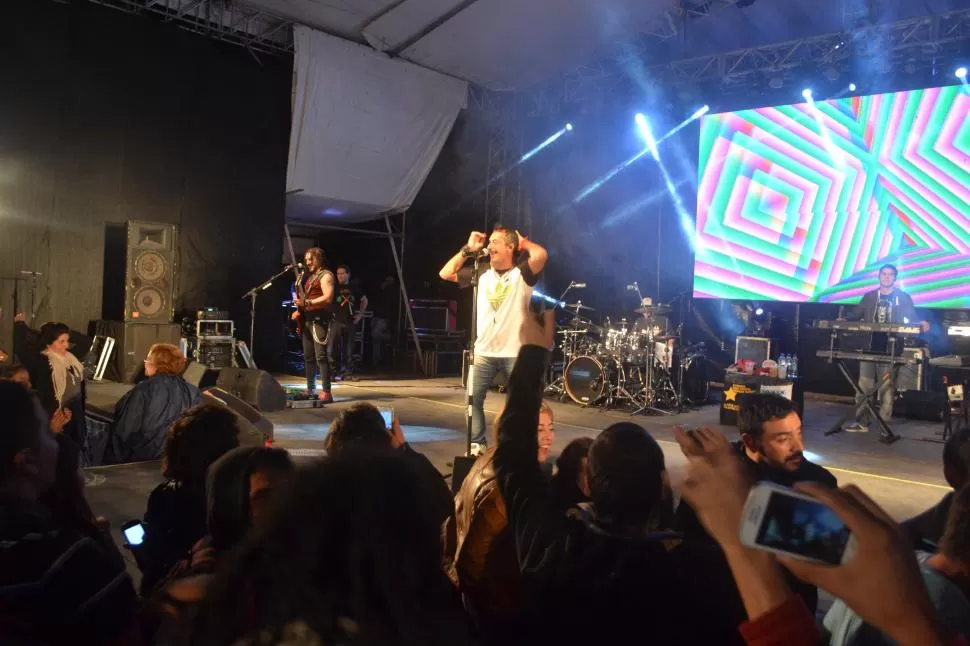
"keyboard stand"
824,360,900,444
821,326,901,445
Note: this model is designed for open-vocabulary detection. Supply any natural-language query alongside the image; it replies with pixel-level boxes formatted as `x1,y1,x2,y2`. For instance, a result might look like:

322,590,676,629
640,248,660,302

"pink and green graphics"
694,86,969,308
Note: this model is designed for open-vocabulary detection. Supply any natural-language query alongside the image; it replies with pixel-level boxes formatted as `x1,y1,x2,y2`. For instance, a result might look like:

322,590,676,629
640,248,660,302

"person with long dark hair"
183,453,475,646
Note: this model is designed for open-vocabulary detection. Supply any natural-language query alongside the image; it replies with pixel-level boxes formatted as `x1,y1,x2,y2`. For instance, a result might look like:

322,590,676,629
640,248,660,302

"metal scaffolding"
523,7,970,116
86,0,294,56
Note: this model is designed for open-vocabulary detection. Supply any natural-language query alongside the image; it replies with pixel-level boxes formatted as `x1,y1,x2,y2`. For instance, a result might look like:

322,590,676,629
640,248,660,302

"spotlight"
692,105,710,119
634,113,659,161
957,67,968,80
849,83,857,92
755,307,764,316
565,123,573,131
802,88,813,99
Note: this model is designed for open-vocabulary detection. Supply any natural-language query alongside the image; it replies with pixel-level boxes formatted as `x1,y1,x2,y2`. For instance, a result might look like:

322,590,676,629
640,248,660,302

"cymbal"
635,305,672,315
566,303,595,311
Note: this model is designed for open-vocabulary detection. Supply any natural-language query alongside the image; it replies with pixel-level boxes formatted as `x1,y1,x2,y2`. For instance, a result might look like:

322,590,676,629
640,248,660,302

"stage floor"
85,374,954,588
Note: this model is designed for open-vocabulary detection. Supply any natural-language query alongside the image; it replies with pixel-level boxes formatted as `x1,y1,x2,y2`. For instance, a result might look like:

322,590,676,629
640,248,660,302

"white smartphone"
122,520,146,546
740,482,857,565
378,407,393,429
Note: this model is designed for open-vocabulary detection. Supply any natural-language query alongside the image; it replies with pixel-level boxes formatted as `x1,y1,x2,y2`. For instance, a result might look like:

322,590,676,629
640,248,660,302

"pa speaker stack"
100,221,181,383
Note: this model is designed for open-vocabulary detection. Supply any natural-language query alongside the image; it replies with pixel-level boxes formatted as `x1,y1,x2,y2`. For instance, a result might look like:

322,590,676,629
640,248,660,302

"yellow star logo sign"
724,387,738,402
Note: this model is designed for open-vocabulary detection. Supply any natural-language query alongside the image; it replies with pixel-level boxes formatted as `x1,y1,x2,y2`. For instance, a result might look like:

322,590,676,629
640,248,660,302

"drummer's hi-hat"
566,303,596,311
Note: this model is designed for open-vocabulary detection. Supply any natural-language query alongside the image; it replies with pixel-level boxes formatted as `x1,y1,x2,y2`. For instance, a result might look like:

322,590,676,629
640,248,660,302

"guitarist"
291,247,335,402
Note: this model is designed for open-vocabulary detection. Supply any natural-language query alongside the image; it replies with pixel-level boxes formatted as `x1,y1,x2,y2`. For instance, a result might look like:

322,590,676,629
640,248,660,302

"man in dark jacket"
677,392,836,613
492,311,746,645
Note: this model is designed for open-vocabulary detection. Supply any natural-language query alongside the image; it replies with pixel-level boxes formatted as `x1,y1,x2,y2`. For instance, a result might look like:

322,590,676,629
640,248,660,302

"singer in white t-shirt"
439,227,548,455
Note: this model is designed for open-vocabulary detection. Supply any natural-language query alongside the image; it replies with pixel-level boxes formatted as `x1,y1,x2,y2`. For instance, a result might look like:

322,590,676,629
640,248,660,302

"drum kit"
545,286,711,415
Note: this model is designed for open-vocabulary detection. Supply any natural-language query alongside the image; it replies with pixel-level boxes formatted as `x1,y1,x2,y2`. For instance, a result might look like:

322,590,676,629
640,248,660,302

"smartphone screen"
123,522,146,546
378,408,393,429
755,489,851,565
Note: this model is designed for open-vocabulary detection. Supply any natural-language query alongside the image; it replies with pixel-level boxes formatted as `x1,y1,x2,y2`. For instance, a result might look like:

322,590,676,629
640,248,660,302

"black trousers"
302,322,330,392
328,320,356,374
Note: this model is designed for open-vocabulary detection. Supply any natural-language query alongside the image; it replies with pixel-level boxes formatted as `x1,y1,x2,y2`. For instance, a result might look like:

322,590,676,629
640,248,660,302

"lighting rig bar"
84,0,295,56
523,8,970,116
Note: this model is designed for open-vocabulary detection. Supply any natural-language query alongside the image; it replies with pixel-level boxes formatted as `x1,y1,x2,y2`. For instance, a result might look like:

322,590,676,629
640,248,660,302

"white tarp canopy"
286,26,467,222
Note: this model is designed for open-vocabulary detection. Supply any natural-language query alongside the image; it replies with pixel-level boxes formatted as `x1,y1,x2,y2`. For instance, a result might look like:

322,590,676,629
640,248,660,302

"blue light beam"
635,113,660,160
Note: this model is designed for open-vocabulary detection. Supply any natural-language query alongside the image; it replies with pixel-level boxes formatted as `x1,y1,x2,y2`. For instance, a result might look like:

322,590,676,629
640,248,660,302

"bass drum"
680,353,711,406
564,355,614,405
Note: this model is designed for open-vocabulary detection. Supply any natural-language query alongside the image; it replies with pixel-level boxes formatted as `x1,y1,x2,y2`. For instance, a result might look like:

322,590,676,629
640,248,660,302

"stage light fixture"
849,83,857,91
802,88,812,99
565,123,573,131
754,307,764,316
692,105,710,119
957,67,968,80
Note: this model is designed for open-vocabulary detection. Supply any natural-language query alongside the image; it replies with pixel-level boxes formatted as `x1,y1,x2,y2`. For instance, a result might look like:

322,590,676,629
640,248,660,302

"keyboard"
948,325,970,338
813,320,922,335
815,350,916,364
930,355,970,368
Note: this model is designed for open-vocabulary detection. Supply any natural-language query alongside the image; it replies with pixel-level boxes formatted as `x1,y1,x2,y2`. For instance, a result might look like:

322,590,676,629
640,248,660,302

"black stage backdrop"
0,0,291,369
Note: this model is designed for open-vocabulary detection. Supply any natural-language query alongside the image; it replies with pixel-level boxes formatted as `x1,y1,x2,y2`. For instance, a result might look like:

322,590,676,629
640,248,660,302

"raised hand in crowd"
14,312,26,323
0,350,7,363
390,415,406,449
675,425,963,646
520,308,556,350
780,483,952,646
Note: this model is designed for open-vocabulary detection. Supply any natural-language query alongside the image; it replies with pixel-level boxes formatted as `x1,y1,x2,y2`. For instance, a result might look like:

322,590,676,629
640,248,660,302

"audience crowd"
1,304,969,646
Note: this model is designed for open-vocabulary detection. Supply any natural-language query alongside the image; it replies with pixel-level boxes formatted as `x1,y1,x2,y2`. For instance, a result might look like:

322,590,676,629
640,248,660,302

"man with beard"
735,393,835,488
676,392,836,613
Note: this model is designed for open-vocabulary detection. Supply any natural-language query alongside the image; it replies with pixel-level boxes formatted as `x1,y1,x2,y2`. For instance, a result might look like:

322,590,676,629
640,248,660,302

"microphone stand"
465,252,487,456
242,264,299,362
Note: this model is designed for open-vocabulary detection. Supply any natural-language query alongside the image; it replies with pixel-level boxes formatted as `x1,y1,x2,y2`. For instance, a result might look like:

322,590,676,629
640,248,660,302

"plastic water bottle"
778,354,788,380
790,354,799,380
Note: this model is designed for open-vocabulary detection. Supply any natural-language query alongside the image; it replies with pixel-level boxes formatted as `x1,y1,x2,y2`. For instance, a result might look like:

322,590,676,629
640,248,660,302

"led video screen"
693,85,970,308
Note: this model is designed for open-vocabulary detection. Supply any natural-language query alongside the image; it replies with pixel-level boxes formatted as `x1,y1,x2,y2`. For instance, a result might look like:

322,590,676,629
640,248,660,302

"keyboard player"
841,264,930,433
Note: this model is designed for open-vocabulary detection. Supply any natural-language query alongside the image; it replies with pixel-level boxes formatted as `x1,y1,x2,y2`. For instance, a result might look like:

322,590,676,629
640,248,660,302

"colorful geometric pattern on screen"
693,85,969,308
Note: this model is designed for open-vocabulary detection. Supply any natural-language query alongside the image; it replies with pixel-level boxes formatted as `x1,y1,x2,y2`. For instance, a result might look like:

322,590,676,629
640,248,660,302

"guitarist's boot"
318,390,333,404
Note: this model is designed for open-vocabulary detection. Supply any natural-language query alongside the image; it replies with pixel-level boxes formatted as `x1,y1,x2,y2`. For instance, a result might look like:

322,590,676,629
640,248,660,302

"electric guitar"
295,269,334,346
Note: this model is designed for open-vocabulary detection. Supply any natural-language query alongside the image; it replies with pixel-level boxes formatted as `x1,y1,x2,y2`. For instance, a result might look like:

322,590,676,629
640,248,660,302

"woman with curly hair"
131,403,241,595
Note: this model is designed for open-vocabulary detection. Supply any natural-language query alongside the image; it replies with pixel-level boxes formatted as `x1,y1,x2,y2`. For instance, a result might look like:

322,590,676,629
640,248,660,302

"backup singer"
292,247,335,402
843,264,929,433
439,227,548,455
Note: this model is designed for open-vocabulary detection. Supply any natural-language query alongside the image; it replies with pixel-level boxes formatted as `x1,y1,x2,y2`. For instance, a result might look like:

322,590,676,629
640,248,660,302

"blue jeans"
469,355,517,445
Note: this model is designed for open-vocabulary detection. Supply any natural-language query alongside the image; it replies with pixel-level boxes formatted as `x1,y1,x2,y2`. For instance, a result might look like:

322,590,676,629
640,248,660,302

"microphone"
626,285,637,291
286,262,304,271
571,282,587,288
462,248,489,259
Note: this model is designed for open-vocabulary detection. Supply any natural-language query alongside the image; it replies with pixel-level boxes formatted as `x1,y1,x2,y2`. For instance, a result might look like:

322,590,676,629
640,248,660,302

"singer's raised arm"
439,231,486,283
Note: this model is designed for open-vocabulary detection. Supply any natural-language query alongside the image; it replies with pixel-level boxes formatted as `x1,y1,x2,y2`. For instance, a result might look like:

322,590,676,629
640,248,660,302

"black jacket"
901,492,952,551
13,321,88,450
848,287,918,324
493,345,745,645
135,479,209,596
675,442,837,614
106,374,203,464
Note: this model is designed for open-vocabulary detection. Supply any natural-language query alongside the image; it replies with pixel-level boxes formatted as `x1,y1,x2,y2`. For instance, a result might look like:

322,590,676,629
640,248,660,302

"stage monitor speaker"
894,390,947,422
215,367,286,412
93,320,181,383
102,221,178,323
182,361,220,389
203,387,273,444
